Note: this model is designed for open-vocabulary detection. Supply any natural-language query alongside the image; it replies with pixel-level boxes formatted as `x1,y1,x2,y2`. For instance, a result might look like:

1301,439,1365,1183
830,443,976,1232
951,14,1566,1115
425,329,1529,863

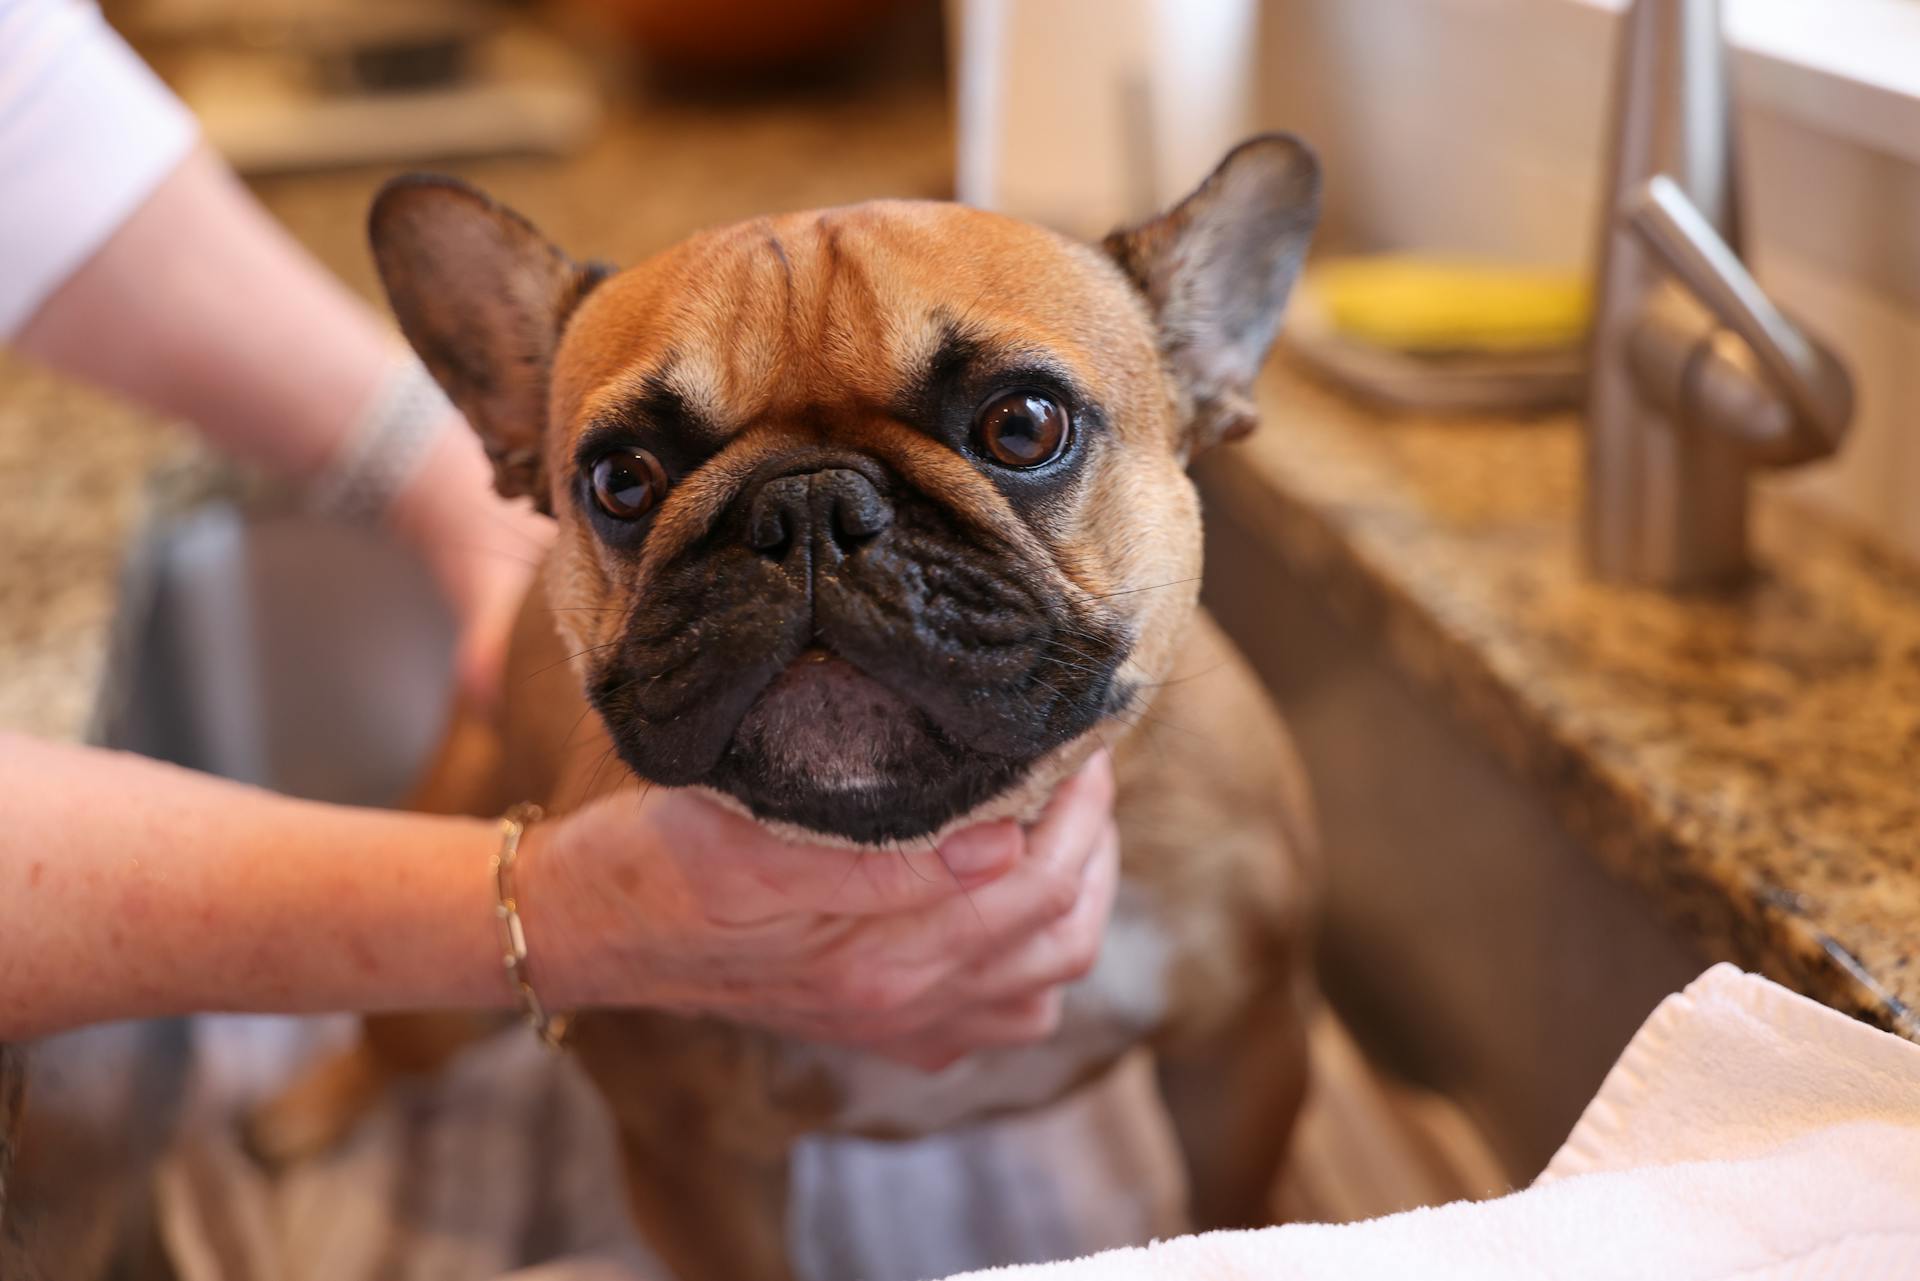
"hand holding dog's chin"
518,752,1119,1067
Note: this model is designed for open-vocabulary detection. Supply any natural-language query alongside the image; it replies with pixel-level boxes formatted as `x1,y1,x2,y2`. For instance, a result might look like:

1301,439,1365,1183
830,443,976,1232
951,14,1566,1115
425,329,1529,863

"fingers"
868,989,1068,1072
949,813,1119,999
595,750,1123,1056
873,810,1118,1048
653,750,1114,924
664,801,1028,923
793,749,1116,923
782,808,1121,1051
918,749,1117,951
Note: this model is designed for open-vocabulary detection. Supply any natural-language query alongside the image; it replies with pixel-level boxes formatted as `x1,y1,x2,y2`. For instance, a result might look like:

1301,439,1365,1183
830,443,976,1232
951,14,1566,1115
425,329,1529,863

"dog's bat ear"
368,175,613,511
1102,133,1321,457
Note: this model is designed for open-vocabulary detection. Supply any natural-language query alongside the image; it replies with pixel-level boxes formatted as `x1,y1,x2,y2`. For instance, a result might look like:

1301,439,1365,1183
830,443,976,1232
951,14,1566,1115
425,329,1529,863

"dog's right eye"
975,390,1071,469
589,448,669,521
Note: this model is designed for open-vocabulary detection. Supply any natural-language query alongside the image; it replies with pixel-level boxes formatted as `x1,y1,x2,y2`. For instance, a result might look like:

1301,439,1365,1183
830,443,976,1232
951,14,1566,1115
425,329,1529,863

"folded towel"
941,964,1920,1281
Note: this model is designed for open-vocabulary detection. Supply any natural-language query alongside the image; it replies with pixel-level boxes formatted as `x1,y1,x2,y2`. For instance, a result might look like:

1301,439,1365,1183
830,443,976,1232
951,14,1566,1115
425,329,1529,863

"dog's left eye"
975,391,1071,469
589,448,669,520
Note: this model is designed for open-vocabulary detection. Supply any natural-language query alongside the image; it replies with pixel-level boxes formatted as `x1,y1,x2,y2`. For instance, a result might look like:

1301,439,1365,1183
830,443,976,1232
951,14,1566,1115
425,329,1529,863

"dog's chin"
704,654,1032,844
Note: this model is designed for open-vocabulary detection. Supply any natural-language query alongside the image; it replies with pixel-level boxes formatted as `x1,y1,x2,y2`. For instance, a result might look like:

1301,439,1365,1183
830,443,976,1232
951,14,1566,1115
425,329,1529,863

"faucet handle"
1626,175,1853,465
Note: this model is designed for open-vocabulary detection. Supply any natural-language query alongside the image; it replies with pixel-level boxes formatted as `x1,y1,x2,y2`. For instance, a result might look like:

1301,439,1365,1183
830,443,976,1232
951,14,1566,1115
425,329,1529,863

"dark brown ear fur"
368,175,612,512
1103,133,1321,456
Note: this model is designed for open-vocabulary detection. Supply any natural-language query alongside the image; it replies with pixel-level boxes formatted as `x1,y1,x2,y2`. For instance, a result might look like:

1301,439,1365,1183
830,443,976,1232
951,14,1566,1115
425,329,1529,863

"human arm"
0,733,1117,1065
2,0,539,704
11,141,543,706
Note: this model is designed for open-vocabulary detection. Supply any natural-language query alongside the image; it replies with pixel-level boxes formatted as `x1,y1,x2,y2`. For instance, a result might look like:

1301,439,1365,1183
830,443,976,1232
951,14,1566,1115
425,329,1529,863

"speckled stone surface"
0,360,190,743
1207,364,1920,1043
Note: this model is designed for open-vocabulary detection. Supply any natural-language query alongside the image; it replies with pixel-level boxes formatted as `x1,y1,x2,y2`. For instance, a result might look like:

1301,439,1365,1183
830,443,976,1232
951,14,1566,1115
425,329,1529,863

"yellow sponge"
1307,255,1590,354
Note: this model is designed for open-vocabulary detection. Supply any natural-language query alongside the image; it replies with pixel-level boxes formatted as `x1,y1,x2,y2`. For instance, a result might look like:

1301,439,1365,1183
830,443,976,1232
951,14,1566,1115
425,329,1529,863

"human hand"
525,751,1121,1071
386,419,554,714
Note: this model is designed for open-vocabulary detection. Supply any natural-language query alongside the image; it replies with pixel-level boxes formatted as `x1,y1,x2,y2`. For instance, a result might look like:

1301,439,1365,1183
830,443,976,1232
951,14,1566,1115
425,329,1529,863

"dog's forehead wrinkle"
580,206,1140,435
762,227,794,282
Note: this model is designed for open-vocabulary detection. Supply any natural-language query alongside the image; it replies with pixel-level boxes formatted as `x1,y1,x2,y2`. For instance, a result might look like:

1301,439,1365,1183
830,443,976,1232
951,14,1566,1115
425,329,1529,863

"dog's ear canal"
1102,133,1321,456
368,175,613,512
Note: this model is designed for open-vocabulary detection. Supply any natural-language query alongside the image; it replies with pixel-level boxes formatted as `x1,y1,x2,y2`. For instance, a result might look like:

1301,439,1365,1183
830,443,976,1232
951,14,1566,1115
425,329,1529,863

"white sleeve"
0,0,199,338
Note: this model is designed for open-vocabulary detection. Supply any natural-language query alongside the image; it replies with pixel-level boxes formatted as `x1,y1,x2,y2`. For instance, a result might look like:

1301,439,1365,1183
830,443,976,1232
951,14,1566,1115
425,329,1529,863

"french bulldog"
257,134,1323,1281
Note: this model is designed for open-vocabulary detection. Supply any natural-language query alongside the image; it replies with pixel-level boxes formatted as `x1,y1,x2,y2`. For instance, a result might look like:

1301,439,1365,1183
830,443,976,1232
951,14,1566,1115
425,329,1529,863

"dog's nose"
747,467,893,561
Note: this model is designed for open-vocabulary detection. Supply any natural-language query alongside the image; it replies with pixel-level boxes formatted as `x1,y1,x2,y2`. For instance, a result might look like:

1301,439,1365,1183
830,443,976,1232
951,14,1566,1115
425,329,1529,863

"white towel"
940,964,1920,1281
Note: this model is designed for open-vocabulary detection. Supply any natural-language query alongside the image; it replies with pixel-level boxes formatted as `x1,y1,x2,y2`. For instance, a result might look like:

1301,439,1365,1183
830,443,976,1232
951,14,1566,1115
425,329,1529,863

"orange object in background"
579,0,908,74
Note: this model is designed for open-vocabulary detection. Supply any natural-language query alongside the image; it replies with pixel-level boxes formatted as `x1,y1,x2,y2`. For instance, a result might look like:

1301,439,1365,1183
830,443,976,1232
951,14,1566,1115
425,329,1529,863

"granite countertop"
1209,365,1920,1042
0,364,190,743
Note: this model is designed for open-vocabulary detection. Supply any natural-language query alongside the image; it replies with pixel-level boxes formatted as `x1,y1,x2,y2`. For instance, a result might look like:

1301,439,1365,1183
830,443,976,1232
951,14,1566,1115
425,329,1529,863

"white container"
949,0,1259,238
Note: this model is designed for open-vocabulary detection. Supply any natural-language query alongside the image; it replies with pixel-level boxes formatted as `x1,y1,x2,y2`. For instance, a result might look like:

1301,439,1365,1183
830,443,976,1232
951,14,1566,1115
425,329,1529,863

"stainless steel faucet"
1585,0,1854,588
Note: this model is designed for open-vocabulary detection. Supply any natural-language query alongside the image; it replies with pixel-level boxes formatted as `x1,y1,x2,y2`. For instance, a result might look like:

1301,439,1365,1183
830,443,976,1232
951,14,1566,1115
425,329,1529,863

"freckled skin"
259,138,1326,1279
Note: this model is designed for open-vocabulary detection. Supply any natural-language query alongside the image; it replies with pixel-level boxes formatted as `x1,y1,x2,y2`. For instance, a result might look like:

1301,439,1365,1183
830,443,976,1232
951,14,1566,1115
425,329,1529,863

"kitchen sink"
5,499,458,1281
104,500,458,805
1200,473,1710,1180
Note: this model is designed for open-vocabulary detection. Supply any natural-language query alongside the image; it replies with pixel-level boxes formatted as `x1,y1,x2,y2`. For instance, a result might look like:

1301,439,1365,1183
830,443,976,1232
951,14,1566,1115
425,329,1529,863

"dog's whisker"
1035,653,1107,680
896,841,938,885
1120,704,1208,742
523,641,623,683
440,540,547,570
1130,661,1229,691
1083,576,1202,603
830,845,872,908
559,704,600,753
579,743,622,807
924,834,986,929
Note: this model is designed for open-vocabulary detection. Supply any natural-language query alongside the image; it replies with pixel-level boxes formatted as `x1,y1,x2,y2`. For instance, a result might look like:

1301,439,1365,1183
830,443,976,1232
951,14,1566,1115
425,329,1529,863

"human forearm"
0,734,513,1039
14,144,393,478
0,733,1121,1064
12,141,553,699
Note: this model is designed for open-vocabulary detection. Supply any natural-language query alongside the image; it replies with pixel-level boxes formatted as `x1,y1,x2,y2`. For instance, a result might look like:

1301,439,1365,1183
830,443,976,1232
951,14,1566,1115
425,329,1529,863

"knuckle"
846,973,901,1016
838,964,927,1019
1039,861,1082,919
825,955,888,1013
848,1012,910,1044
1061,934,1101,981
1018,992,1065,1039
1043,899,1104,975
908,1046,963,1073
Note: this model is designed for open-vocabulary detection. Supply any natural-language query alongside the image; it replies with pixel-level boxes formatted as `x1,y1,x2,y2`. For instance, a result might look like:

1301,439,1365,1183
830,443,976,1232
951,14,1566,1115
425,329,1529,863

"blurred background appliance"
581,0,910,75
947,0,1259,240
107,0,602,173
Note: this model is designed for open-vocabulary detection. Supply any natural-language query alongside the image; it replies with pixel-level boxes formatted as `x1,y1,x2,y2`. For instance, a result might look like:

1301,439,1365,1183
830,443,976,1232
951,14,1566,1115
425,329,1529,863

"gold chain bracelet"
491,803,571,1048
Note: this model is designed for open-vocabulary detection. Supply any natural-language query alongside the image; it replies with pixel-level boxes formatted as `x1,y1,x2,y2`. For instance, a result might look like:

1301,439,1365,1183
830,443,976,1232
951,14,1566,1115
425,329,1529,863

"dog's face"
371,138,1318,842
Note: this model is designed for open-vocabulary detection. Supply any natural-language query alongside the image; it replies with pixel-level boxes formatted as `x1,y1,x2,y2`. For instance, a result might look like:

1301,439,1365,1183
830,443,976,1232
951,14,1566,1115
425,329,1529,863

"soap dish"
1281,263,1588,416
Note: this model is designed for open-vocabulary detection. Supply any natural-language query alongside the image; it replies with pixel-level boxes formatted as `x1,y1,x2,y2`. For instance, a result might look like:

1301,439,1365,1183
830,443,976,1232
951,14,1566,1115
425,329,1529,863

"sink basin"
4,501,458,1280
102,488,1710,1186
103,501,457,804
1201,476,1709,1180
